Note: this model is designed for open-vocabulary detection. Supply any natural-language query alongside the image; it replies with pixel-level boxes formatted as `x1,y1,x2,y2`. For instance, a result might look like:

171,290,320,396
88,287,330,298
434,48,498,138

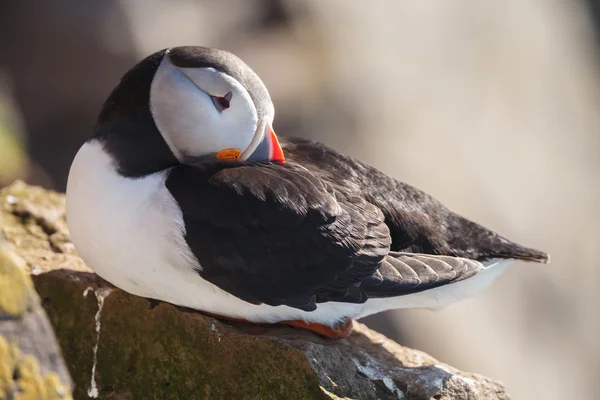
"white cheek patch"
150,58,213,161
150,56,259,161
180,67,259,151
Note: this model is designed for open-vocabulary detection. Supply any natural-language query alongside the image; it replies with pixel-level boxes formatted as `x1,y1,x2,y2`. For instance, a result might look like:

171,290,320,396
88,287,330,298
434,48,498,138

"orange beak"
266,125,285,164
240,122,285,164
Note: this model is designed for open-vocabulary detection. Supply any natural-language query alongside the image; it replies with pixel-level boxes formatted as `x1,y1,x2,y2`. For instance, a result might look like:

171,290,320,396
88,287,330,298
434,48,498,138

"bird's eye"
211,91,232,112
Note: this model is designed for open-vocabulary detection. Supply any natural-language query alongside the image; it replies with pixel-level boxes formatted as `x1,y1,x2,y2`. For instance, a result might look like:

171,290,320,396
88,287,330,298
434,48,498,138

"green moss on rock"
0,244,35,317
33,273,102,400
34,272,327,400
98,293,324,399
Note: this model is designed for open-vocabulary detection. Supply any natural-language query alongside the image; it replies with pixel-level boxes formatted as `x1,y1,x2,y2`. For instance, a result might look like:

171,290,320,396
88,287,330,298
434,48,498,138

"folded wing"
283,138,549,263
166,162,391,310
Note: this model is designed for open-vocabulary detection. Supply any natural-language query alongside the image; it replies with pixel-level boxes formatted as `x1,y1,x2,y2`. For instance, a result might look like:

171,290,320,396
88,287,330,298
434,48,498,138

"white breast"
66,140,511,327
65,140,342,324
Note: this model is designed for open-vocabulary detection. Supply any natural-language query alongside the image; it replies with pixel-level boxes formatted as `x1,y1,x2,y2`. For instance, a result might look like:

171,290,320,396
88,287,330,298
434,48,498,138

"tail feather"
446,213,550,264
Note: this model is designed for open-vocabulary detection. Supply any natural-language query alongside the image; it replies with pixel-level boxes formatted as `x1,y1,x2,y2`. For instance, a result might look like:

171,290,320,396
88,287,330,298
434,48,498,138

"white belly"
66,140,511,326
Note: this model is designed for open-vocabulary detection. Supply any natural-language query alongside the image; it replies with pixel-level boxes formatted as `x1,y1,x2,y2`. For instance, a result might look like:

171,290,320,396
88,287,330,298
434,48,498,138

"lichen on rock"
0,243,36,318
1,181,512,399
0,336,71,400
0,242,72,399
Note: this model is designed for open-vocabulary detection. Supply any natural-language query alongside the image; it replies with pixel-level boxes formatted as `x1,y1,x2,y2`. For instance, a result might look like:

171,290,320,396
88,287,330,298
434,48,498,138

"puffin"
66,46,549,339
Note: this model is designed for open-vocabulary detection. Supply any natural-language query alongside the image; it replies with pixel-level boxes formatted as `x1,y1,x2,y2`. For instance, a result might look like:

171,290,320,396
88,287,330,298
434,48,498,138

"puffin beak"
240,121,285,164
265,124,285,164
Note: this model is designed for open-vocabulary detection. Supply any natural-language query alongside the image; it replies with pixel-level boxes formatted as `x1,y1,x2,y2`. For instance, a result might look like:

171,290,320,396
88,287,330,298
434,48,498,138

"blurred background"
1,1,598,398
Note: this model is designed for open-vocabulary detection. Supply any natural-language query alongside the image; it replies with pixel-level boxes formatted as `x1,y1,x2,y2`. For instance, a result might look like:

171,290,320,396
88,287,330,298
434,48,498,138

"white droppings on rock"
5,195,18,205
62,242,75,252
383,377,404,398
353,358,404,399
431,376,445,392
30,265,43,275
210,322,221,342
87,288,112,398
55,383,66,397
327,376,338,388
435,364,478,394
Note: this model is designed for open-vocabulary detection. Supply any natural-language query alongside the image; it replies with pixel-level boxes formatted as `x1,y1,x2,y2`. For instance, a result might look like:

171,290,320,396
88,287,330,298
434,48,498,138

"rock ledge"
0,181,510,399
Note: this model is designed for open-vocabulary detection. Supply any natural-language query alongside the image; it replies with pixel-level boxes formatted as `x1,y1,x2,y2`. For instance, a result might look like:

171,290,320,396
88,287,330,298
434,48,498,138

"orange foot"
279,319,354,339
198,308,354,339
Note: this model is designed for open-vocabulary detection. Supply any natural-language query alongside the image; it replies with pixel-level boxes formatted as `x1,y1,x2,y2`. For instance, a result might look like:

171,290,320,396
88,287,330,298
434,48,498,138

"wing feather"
361,253,484,297
166,162,390,310
283,137,549,263
166,138,545,310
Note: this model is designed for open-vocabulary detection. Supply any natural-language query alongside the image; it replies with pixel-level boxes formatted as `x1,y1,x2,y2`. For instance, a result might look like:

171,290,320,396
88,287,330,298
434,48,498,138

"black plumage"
93,49,179,177
166,138,548,310
283,138,549,262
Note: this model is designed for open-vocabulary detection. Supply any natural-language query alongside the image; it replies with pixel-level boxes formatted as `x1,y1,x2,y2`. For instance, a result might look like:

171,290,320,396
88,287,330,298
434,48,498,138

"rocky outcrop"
0,181,511,399
0,243,72,399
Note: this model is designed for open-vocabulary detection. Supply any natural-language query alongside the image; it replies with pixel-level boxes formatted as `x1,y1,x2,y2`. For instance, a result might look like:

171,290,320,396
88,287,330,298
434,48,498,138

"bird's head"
94,46,285,177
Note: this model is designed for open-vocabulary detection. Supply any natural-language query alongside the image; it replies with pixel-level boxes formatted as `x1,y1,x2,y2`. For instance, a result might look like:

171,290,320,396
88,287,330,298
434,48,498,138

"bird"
66,46,549,339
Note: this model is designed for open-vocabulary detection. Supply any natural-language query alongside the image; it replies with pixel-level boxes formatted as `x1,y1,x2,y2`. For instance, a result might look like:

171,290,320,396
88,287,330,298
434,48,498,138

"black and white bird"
66,46,549,338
